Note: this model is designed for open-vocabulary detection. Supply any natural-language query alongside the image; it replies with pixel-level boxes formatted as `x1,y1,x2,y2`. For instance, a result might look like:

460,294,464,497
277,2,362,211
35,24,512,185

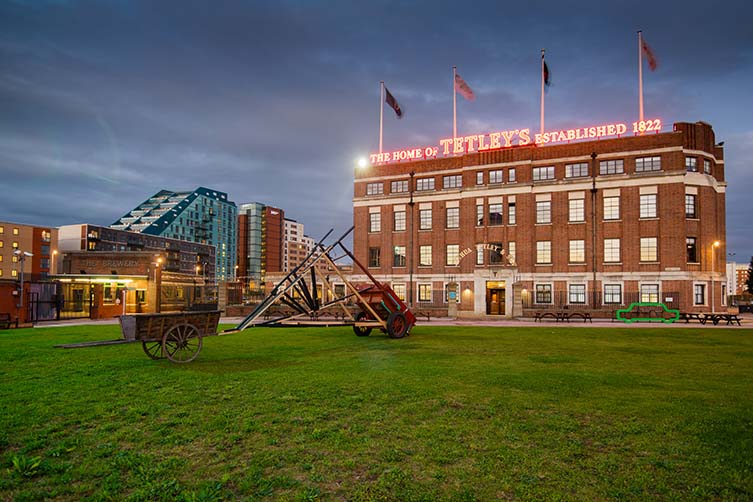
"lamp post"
711,241,720,313
51,250,58,275
13,250,34,316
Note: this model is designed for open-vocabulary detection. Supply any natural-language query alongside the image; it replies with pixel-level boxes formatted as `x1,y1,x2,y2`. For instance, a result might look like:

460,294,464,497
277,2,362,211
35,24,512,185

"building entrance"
486,281,506,315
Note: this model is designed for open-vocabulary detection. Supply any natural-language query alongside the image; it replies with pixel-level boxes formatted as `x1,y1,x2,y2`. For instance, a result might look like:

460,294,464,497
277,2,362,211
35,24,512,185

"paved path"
32,314,752,329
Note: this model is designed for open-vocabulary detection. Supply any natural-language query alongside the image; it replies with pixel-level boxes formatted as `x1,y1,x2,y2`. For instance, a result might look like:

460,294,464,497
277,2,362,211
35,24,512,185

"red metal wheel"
387,311,409,339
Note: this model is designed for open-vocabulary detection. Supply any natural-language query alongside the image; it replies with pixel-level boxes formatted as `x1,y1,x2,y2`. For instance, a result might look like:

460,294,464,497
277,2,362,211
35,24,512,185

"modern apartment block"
237,203,284,289
353,120,727,316
58,224,215,276
111,187,237,280
0,221,58,281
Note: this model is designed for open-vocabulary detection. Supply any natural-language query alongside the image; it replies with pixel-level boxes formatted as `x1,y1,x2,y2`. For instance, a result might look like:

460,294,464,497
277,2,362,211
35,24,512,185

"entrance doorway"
486,281,506,315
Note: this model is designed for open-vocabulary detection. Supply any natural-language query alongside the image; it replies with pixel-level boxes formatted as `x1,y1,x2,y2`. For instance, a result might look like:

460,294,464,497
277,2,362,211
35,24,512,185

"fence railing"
522,291,681,311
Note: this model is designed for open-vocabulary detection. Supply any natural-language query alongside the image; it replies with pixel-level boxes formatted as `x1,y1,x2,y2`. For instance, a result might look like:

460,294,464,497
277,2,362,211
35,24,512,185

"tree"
747,257,753,295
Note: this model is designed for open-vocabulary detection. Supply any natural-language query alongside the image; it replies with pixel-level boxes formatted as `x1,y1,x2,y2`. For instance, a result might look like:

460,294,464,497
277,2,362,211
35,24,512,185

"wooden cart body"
118,310,221,363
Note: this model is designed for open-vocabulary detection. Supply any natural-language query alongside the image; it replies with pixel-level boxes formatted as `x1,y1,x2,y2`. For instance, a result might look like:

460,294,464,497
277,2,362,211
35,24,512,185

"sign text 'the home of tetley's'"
369,118,662,164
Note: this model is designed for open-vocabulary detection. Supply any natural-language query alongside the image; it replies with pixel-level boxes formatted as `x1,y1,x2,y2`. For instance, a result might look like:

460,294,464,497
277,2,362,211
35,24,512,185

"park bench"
535,311,593,323
0,313,11,329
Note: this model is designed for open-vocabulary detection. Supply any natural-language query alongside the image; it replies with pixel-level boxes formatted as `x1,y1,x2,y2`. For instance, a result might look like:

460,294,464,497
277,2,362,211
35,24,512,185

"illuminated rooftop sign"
369,118,662,165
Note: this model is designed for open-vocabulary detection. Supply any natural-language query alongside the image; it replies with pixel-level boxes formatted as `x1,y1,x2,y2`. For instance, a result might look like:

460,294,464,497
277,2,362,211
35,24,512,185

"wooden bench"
0,313,12,329
534,311,566,322
679,312,704,323
565,312,593,323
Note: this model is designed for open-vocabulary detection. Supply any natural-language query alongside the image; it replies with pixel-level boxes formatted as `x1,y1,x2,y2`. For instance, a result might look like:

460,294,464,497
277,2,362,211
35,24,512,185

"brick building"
353,121,726,317
237,203,285,290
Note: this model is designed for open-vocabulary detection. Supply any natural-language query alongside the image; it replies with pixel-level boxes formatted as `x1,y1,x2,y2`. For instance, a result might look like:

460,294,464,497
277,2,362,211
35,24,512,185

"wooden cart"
118,310,221,363
57,310,222,364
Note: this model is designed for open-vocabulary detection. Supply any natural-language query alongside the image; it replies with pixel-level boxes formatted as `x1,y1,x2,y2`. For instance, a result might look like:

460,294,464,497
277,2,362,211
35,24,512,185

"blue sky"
1,0,752,260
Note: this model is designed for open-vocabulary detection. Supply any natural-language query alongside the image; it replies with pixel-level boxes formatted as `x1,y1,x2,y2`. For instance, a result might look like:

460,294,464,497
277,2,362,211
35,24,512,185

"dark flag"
642,39,658,71
543,61,551,88
385,87,403,118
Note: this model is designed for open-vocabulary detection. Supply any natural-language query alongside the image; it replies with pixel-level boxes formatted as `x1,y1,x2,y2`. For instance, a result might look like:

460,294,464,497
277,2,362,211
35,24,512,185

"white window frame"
366,182,384,196
569,198,585,223
569,240,585,263
568,284,587,305
536,201,552,224
446,244,460,267
416,178,435,191
603,196,620,220
393,210,406,232
489,170,503,184
693,282,707,306
419,208,432,230
369,212,381,233
418,283,432,303
391,180,408,193
536,241,552,264
639,283,660,303
604,238,621,263
443,175,462,189
640,237,658,262
603,283,624,305
639,194,657,219
419,245,432,267
446,207,460,229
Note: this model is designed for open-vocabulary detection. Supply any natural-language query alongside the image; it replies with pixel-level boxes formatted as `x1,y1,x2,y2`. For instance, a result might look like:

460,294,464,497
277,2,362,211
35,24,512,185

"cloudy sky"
2,0,752,260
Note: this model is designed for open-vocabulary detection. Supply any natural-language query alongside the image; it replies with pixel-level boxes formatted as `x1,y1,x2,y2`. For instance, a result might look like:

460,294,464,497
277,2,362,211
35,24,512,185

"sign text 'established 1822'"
369,119,662,164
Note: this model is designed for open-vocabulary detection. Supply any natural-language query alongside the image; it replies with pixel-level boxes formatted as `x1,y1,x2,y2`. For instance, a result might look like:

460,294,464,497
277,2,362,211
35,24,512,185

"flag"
454,72,475,101
543,60,551,88
642,39,658,71
384,87,403,118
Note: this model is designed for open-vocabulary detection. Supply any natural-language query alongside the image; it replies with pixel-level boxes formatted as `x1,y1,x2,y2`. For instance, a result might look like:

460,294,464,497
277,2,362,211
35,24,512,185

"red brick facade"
353,121,726,316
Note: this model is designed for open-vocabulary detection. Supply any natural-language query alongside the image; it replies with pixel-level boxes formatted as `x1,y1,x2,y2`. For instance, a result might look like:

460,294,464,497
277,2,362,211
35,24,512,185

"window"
391,180,408,193
604,238,620,263
366,183,383,196
704,159,711,174
569,240,585,263
13,228,19,235
536,201,551,224
136,290,146,304
40,258,49,269
508,202,516,224
640,284,659,303
476,172,484,185
635,156,661,172
566,162,588,178
476,205,484,226
532,166,555,181
604,284,622,304
11,270,18,278
640,194,657,218
443,175,462,189
0,226,3,234
446,245,460,266
640,237,658,262
488,204,503,225
419,245,432,266
489,170,503,184
599,159,624,175
0,240,3,248
393,246,406,267
416,178,435,191
686,237,698,262
419,209,432,230
569,284,586,304
569,198,584,222
369,212,381,232
535,284,552,304
368,247,380,267
12,241,19,249
685,194,697,218
41,230,51,242
508,168,516,182
507,242,516,264
393,210,406,231
694,284,706,305
418,284,432,302
476,245,484,265
536,241,551,264
446,207,459,229
685,157,697,172
603,196,620,220
393,284,406,301
489,242,504,264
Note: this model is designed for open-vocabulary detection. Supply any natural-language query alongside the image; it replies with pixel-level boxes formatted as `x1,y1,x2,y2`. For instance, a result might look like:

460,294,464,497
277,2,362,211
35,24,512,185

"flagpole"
379,81,384,154
453,66,457,140
638,31,644,123
540,49,545,135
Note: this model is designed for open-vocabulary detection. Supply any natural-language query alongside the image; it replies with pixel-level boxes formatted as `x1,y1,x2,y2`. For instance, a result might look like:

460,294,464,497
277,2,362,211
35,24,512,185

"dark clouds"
1,0,752,257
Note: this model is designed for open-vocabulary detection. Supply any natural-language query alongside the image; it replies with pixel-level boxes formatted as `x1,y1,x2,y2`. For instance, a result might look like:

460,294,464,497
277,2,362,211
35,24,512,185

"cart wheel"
162,323,203,363
142,341,164,360
353,311,372,337
387,311,409,339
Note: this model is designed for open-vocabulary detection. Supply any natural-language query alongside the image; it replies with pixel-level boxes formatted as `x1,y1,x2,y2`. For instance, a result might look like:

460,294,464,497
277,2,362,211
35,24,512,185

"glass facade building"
111,187,237,280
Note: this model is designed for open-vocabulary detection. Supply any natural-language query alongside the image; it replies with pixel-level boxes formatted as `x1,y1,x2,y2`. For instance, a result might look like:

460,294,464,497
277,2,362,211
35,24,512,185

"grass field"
1,323,752,501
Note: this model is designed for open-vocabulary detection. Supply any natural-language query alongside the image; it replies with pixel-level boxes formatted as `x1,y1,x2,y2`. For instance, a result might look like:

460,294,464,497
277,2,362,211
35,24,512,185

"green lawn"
1,324,752,501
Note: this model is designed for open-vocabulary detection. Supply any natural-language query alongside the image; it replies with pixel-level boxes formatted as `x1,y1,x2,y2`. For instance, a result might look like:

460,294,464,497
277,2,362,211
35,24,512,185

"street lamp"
51,250,58,275
13,250,33,313
711,241,720,314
